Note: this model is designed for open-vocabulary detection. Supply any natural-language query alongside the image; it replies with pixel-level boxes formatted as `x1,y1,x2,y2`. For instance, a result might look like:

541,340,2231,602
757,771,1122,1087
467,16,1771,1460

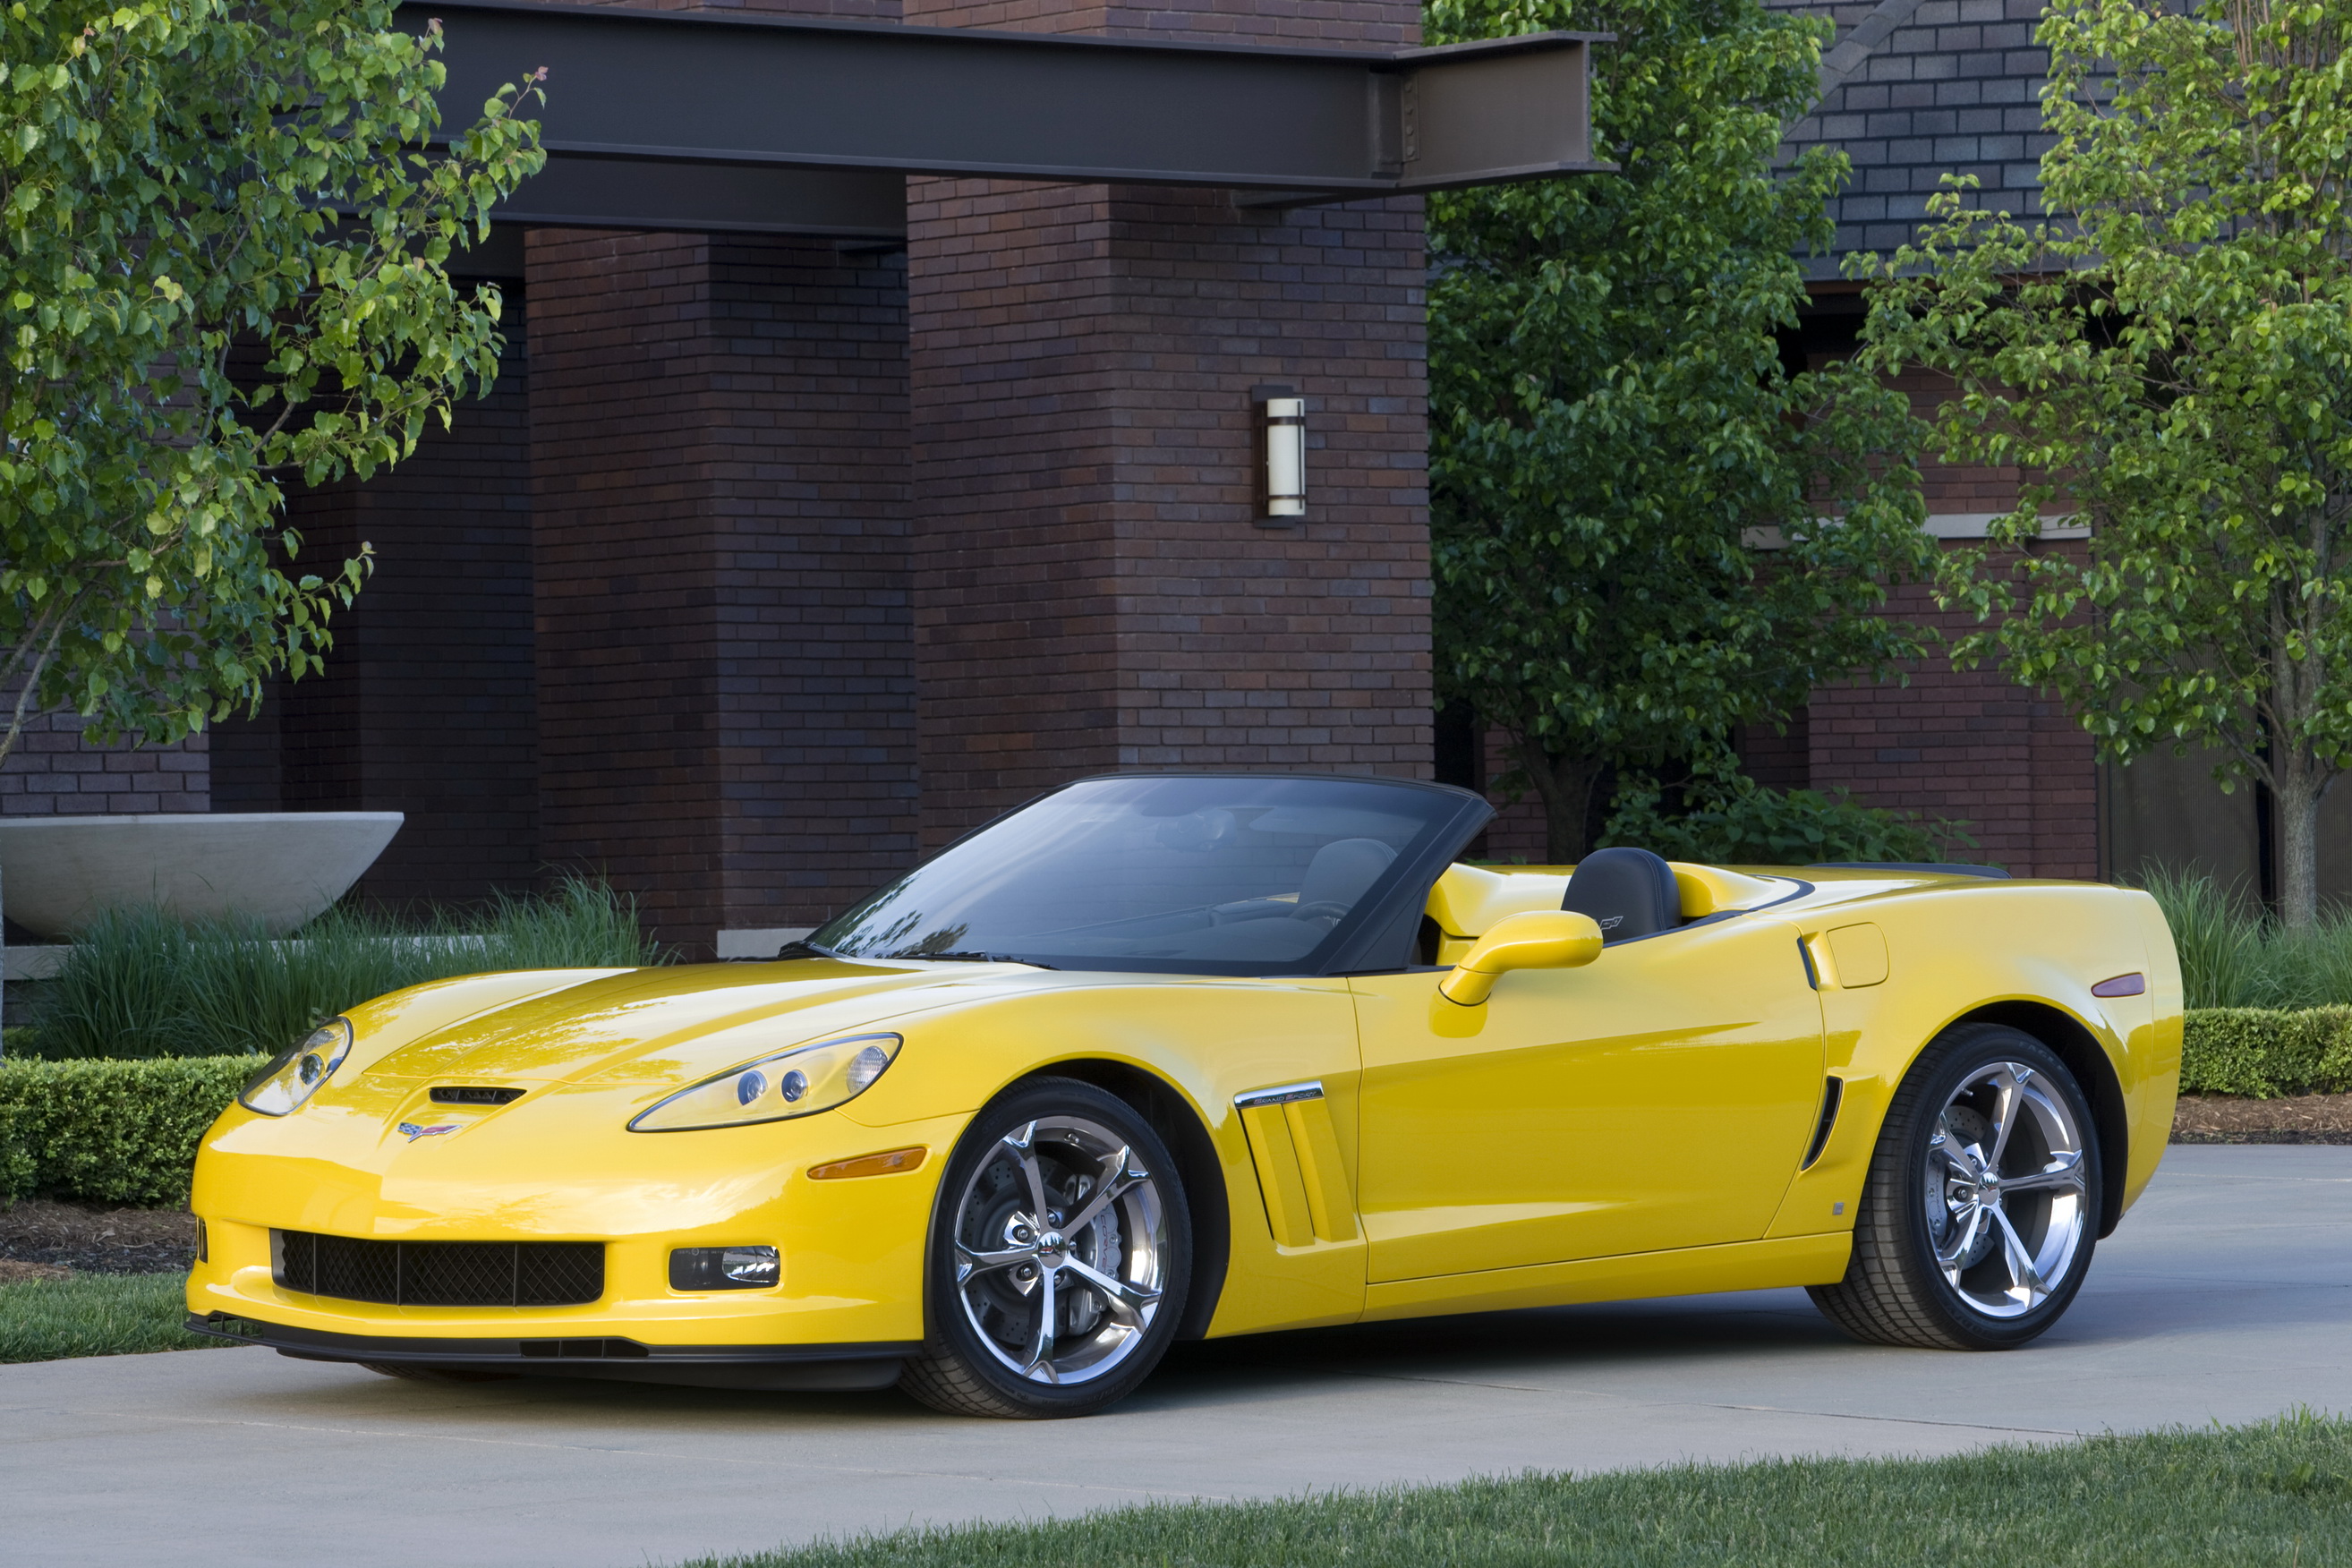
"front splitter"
187,1313,917,1391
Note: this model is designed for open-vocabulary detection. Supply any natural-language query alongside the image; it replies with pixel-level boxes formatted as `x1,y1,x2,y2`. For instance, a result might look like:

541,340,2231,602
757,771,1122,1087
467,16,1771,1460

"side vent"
1802,1078,1845,1170
430,1086,526,1106
1233,1082,1358,1248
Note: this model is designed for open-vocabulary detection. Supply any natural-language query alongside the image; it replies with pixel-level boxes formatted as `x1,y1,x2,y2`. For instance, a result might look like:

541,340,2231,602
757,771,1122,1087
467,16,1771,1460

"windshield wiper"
771,939,840,960
891,950,1060,969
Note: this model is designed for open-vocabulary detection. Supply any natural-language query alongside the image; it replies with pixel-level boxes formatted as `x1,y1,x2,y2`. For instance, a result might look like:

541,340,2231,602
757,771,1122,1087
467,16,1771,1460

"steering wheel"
1291,900,1351,922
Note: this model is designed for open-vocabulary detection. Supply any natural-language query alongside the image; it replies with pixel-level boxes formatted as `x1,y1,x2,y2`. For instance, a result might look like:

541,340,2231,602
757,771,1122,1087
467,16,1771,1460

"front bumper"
186,1312,915,1390
188,1101,973,1352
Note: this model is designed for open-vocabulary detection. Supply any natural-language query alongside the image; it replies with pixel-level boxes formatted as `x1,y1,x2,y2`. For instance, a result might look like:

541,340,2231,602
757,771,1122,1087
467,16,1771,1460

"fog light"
669,1246,780,1291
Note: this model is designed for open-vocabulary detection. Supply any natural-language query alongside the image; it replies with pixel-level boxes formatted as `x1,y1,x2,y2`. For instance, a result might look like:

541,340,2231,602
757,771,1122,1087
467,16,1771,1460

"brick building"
4,0,2324,948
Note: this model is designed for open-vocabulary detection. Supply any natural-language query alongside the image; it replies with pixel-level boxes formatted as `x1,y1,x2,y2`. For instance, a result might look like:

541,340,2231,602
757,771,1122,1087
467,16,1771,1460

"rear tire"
899,1078,1190,1419
1810,1023,2100,1351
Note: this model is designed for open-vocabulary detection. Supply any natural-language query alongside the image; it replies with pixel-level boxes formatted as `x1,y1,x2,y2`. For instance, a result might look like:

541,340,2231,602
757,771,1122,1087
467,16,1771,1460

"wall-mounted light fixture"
1253,384,1306,526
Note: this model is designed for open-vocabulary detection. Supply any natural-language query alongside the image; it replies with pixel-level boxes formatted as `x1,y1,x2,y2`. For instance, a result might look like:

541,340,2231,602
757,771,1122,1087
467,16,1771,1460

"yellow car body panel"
1350,913,1826,1280
189,859,2181,1365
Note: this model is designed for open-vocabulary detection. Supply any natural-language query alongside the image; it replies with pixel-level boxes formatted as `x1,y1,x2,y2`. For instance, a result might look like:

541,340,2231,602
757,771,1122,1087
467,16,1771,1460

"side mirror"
1437,909,1604,1006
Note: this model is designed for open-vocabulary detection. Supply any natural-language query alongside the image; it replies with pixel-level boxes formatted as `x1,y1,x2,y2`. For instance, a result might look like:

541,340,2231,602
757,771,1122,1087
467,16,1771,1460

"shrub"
24,878,663,1061
2180,1010,2352,1099
0,1054,264,1206
1604,780,1973,867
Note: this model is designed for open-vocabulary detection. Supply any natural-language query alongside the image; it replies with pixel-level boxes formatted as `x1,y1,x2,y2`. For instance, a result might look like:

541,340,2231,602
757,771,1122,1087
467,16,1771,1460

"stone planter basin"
0,812,403,940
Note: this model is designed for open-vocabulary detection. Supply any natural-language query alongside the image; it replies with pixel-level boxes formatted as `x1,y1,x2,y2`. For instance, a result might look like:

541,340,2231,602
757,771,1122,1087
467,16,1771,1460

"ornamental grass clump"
25,879,663,1061
2140,866,2352,1010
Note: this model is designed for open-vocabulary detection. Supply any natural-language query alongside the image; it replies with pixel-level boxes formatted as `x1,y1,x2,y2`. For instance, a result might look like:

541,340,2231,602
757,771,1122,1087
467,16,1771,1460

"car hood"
355,957,1043,1091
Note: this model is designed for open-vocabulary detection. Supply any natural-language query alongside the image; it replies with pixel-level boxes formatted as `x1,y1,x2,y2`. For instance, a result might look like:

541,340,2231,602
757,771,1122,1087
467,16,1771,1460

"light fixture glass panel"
1265,396,1306,517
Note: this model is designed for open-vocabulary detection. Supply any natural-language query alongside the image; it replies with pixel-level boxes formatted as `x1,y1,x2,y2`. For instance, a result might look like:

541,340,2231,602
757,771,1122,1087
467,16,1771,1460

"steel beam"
401,1,1606,236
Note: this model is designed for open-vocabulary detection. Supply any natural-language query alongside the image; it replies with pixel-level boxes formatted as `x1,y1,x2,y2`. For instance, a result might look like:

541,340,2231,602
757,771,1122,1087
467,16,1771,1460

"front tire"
1810,1023,2100,1351
899,1078,1190,1418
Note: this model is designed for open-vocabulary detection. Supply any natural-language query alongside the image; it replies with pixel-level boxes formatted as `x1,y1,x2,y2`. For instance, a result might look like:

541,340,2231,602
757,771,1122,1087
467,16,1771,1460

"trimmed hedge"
2181,1009,2352,1098
0,1054,263,1206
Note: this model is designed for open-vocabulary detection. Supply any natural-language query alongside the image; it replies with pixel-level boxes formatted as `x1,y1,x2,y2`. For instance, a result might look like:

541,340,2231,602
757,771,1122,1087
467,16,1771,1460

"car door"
1348,915,1827,1283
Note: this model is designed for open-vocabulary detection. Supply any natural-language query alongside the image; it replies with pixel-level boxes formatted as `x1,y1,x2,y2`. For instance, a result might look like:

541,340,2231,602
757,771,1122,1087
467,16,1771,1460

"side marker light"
807,1146,927,1181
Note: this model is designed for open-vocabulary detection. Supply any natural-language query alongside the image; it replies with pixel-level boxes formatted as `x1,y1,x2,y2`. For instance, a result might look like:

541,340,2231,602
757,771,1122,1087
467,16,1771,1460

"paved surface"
6,1145,2348,1567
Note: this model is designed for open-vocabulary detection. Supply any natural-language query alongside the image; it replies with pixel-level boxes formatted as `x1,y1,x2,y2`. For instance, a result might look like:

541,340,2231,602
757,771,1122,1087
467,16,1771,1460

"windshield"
810,774,1470,975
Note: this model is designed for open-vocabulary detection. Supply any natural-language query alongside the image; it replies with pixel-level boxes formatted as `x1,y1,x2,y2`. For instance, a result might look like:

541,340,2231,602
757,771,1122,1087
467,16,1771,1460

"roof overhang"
403,0,1609,239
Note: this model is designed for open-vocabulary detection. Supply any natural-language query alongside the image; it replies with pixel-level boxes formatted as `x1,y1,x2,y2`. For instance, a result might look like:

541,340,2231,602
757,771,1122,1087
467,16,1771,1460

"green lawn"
686,1414,2352,1568
0,1271,231,1363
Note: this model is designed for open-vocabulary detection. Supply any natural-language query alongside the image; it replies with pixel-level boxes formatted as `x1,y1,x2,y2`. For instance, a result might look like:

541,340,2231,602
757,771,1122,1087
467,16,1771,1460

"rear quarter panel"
1766,879,2179,1240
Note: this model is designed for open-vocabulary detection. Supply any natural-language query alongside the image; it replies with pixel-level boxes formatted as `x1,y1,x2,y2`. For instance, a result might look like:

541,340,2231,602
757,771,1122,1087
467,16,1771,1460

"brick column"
904,0,1435,846
527,231,915,950
209,308,535,905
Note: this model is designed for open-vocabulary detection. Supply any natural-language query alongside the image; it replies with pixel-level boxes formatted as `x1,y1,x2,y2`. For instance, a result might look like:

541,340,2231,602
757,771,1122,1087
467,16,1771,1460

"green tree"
1862,0,2352,929
1428,0,1930,864
1,0,543,763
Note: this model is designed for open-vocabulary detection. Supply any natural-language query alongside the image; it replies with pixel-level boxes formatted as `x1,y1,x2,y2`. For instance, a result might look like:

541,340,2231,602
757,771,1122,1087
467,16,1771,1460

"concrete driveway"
6,1144,2348,1568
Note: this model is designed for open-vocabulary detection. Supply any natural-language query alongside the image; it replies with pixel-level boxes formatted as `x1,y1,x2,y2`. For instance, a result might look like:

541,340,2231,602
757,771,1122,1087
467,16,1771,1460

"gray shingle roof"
1770,0,2055,277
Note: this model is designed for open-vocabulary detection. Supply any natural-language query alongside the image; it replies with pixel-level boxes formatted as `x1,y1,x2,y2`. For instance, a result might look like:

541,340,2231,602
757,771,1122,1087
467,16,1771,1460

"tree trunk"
2272,764,2326,933
2267,577,2338,932
1509,733,1604,865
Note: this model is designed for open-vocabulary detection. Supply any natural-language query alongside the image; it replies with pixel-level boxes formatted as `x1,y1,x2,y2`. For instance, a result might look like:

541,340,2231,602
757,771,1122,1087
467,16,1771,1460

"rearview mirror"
1436,909,1604,1006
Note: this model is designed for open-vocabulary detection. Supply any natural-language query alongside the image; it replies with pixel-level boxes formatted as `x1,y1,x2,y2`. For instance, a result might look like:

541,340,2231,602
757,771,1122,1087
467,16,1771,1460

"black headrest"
1561,847,1682,944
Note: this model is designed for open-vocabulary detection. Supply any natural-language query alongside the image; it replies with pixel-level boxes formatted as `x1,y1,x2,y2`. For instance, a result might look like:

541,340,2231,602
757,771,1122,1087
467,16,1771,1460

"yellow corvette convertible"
187,772,2182,1418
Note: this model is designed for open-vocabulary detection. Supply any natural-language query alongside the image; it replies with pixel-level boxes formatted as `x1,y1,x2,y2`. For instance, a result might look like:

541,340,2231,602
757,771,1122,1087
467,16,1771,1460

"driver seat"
1560,847,1681,944
1297,838,1396,916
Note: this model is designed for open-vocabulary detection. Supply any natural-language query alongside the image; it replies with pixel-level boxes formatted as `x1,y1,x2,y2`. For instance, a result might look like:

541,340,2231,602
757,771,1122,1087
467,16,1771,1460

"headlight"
239,1018,355,1117
626,1033,903,1133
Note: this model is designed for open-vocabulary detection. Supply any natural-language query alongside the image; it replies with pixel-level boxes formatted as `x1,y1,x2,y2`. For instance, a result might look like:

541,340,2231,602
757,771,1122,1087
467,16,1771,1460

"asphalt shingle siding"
1772,0,2057,275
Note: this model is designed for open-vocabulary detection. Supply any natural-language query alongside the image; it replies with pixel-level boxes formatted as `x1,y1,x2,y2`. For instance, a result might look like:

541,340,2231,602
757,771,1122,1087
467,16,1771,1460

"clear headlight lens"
239,1018,356,1117
626,1033,903,1133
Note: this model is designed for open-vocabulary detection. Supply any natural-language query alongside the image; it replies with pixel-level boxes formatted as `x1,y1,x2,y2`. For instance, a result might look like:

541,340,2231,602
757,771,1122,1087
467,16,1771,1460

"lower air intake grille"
272,1231,603,1308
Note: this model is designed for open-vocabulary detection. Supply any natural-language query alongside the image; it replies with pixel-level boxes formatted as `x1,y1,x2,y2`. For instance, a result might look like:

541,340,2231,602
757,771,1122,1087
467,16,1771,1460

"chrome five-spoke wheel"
1811,1023,2102,1351
1923,1060,2090,1319
952,1115,1169,1385
901,1078,1190,1417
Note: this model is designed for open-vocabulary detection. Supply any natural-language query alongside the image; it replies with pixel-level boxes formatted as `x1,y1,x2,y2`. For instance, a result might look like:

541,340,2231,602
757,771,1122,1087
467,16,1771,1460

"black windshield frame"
808,772,1495,977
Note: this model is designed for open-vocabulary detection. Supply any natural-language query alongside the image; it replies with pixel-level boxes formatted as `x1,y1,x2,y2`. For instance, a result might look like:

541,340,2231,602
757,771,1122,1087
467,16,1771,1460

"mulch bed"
2172,1092,2352,1145
0,1199,198,1274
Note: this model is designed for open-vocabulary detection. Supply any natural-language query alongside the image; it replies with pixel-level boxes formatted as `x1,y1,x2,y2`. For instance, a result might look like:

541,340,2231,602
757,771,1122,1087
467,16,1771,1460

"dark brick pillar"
210,304,538,907
527,232,915,951
903,0,1435,847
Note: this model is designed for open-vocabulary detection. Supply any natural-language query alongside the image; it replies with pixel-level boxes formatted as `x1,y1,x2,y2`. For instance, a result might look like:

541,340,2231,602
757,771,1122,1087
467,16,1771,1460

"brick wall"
527,230,916,949
0,711,208,816
1808,582,2098,877
1802,363,2100,877
903,0,1433,848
